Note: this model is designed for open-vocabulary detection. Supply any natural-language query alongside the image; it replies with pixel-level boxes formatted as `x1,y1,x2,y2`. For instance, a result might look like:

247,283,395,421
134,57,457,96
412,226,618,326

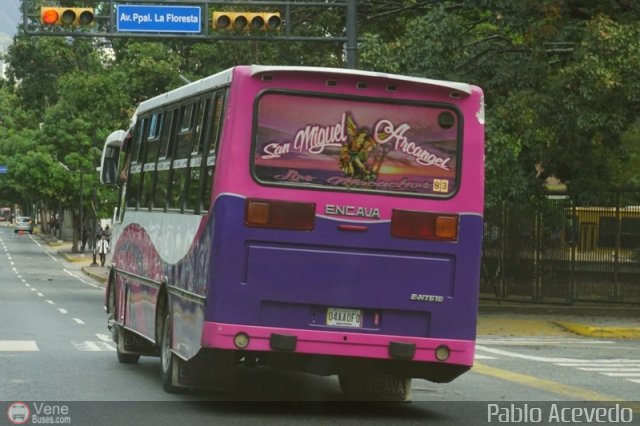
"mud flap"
175,350,237,392
115,326,156,356
339,373,412,402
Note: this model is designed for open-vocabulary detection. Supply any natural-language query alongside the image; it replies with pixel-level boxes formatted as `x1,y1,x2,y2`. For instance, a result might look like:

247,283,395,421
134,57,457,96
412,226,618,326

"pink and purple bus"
100,65,484,400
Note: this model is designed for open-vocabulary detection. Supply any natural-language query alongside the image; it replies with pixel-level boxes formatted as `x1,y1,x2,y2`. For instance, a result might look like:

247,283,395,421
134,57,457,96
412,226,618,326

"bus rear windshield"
252,92,461,197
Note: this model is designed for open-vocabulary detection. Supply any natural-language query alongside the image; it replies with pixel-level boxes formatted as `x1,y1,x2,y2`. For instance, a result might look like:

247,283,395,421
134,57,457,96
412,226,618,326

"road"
1,225,639,425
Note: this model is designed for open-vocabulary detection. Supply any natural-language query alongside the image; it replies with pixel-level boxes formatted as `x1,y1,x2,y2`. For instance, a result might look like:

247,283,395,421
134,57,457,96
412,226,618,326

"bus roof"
135,65,473,118
249,65,474,95
136,67,234,115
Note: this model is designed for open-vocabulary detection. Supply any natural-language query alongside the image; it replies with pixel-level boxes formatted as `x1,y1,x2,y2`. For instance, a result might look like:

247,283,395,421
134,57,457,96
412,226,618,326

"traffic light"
40,7,94,26
212,12,281,31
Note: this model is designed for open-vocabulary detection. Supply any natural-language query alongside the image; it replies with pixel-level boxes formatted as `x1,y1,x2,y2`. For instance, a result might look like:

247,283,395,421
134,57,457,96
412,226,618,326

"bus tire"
339,373,412,402
160,311,180,393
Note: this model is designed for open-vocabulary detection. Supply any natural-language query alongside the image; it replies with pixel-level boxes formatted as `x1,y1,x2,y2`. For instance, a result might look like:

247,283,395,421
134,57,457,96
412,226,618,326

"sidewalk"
41,235,109,285
40,235,640,339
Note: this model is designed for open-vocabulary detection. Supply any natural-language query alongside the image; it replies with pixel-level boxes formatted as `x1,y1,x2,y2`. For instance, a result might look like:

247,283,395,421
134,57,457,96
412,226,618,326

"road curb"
81,266,107,284
57,250,93,263
552,321,640,339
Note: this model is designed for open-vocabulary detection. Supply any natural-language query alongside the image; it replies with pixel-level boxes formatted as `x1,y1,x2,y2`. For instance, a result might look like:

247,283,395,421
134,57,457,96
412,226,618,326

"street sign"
0,165,7,174
116,5,202,33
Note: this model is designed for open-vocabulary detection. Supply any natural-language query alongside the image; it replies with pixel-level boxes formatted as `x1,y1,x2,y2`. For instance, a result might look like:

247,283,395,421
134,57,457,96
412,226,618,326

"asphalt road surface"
1,226,639,425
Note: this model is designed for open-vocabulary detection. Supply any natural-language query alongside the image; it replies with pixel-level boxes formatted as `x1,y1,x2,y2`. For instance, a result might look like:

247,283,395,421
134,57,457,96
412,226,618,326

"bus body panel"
205,194,482,343
106,65,484,380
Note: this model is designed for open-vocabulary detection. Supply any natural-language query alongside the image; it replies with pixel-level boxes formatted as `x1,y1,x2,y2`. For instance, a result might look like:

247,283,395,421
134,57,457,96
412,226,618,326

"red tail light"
391,210,458,241
245,199,315,231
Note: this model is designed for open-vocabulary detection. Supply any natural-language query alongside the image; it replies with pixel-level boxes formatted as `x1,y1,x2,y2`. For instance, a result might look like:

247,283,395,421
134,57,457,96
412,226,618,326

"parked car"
14,216,34,234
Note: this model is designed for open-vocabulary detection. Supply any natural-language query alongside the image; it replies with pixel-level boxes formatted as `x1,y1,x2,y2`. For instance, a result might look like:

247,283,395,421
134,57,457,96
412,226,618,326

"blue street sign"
0,165,7,174
116,5,202,33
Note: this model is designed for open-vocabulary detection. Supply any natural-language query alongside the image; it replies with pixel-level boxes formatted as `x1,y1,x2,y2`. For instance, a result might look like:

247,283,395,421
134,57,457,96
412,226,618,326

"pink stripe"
201,322,475,366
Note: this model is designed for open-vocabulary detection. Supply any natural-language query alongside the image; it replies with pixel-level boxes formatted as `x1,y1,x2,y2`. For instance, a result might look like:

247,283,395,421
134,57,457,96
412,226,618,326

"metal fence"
480,191,640,304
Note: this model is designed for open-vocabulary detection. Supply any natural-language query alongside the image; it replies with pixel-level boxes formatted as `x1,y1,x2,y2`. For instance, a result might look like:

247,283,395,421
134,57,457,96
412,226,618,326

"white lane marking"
477,337,613,346
477,345,640,384
36,292,44,297
73,318,85,325
558,360,640,366
476,345,640,364
46,300,55,305
0,341,39,351
96,334,112,342
72,341,116,352
575,367,640,372
58,308,68,314
63,269,101,289
475,354,497,360
602,372,640,377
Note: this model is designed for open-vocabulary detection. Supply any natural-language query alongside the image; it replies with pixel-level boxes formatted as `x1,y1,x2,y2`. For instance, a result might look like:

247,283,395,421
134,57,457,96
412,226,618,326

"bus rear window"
252,92,461,197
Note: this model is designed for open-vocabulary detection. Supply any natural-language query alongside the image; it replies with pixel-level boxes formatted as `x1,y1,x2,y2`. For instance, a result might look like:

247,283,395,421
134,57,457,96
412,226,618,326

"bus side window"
154,160,171,211
141,112,162,210
201,92,225,212
128,167,141,209
126,117,146,209
186,96,212,213
155,108,178,211
168,161,188,211
146,112,162,163
175,102,197,159
141,164,156,210
168,101,198,212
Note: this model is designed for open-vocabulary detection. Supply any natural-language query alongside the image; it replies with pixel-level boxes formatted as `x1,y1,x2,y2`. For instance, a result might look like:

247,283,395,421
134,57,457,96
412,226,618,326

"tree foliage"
1,0,640,220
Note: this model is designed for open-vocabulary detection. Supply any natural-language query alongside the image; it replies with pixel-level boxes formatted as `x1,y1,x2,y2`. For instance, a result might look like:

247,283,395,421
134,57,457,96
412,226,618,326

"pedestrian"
102,225,112,244
96,235,109,267
81,228,88,251
95,223,102,246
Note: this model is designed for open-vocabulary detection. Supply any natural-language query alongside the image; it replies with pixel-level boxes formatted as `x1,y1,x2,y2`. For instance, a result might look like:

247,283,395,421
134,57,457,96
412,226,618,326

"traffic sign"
116,5,202,33
0,165,7,174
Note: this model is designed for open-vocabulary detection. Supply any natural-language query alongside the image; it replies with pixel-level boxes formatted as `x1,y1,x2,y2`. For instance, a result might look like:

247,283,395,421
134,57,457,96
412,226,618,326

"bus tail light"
245,199,315,231
391,210,458,241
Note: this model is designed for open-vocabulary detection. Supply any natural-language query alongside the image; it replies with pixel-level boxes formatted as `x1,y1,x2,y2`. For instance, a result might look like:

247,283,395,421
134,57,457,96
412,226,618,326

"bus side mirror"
100,130,127,186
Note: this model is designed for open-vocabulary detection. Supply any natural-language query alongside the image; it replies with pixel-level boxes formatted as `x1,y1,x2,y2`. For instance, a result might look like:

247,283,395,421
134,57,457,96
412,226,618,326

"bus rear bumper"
201,321,475,367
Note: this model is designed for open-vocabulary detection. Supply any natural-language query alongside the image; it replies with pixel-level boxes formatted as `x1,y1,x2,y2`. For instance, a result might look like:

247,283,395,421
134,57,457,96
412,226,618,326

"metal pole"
345,0,358,69
80,172,84,253
91,188,98,266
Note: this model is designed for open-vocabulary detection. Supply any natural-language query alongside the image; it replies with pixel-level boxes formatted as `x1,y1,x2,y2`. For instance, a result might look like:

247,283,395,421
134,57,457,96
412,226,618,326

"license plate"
326,307,363,328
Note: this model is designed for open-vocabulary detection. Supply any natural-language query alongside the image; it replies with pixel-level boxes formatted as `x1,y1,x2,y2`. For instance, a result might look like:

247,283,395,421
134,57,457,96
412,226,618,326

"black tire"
161,312,179,393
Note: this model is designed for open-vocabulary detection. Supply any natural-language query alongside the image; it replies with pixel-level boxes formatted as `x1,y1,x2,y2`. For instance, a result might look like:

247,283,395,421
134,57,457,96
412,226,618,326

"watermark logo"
7,402,72,425
487,403,633,424
7,402,30,425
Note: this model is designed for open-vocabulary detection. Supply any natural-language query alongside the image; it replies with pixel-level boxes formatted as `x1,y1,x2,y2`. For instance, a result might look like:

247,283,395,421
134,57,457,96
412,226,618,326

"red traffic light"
41,8,59,25
40,7,94,26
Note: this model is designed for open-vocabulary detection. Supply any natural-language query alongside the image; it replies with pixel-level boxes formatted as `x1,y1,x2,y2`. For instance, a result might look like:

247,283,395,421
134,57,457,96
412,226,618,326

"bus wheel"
160,312,180,393
338,373,412,402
